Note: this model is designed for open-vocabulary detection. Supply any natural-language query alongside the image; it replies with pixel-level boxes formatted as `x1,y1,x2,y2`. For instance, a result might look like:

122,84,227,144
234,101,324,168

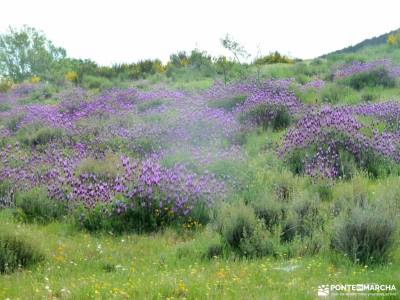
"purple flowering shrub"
236,80,302,130
282,105,400,178
0,140,224,232
58,88,88,114
1,70,400,240
73,156,224,232
334,60,399,90
346,67,396,90
334,59,400,79
239,104,292,130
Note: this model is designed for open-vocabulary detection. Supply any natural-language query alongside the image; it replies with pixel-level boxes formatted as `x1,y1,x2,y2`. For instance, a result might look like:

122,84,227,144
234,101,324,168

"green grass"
0,211,398,299
169,78,214,91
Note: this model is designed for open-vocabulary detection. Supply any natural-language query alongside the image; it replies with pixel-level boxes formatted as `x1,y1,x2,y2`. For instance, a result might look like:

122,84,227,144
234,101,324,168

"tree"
0,25,66,82
169,51,189,68
220,34,248,64
220,34,250,80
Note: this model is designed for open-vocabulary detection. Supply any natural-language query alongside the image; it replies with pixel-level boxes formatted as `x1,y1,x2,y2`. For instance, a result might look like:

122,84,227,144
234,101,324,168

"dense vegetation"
0,26,400,299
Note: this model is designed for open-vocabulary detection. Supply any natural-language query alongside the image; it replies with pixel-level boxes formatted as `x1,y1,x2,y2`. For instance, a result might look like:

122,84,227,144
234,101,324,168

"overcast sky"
1,0,399,65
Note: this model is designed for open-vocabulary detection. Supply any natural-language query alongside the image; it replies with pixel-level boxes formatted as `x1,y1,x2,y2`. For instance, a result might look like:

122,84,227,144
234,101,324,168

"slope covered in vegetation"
1,26,400,299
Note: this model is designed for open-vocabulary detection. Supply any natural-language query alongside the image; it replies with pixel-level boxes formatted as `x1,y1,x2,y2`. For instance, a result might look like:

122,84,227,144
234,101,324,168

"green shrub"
291,84,319,105
76,201,149,234
238,222,275,257
0,79,12,93
285,232,325,257
252,199,285,230
360,149,397,178
272,173,295,202
205,243,224,259
6,113,25,132
315,181,333,202
271,106,291,130
346,67,396,90
240,104,291,130
18,125,64,147
131,137,160,156
101,262,116,273
361,92,376,102
75,153,121,181
215,202,274,257
0,103,11,112
0,180,14,208
215,202,257,248
137,99,165,112
292,197,324,238
19,85,58,104
320,83,357,104
208,95,247,111
189,201,211,226
76,197,205,234
15,188,67,224
331,206,396,264
293,62,316,77
338,147,398,179
286,149,307,175
281,197,324,243
337,149,357,179
75,204,108,232
82,75,113,90
281,217,297,242
295,74,310,85
254,51,293,65
0,232,44,273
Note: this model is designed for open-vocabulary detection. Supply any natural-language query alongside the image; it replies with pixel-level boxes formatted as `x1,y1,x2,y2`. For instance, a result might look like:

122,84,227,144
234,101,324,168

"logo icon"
318,285,330,297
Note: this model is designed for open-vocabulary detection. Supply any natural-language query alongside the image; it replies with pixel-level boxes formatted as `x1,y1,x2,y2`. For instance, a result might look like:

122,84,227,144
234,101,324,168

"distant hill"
321,28,400,57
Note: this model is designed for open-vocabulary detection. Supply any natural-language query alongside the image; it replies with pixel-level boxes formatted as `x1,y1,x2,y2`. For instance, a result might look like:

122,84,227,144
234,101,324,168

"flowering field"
1,54,400,298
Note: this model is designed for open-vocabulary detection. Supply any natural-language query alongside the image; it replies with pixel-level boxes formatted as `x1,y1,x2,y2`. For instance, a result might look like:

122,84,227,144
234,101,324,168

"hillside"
1,26,400,299
322,28,400,57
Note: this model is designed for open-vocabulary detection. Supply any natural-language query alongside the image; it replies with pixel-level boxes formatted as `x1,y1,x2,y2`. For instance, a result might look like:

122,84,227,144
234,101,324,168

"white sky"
1,0,400,65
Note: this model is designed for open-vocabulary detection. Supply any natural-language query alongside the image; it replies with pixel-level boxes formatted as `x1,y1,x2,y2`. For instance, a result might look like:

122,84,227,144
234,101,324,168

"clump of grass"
0,78,12,93
215,202,274,258
331,205,396,264
0,103,11,112
346,67,396,90
6,113,25,132
81,75,113,90
315,180,333,202
15,188,67,224
0,231,44,274
208,95,247,111
101,263,116,273
0,180,14,209
18,126,64,147
205,243,224,259
75,153,121,181
18,85,58,105
320,83,358,104
240,104,291,130
252,198,285,231
137,99,165,112
281,195,325,243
